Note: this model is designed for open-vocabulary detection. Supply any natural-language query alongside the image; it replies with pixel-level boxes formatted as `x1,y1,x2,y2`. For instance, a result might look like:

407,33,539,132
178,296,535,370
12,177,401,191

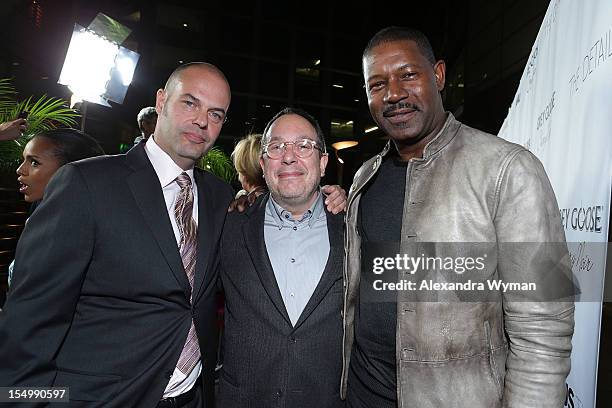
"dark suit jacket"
217,194,345,408
0,144,233,407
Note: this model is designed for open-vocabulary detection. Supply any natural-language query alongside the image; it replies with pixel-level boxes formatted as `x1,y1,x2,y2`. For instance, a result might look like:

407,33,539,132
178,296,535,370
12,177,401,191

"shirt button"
293,226,297,231
290,258,295,263
290,292,295,297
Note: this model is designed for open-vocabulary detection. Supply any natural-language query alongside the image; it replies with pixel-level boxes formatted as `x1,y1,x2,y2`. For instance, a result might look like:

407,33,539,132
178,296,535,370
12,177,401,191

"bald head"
164,62,230,99
153,61,231,170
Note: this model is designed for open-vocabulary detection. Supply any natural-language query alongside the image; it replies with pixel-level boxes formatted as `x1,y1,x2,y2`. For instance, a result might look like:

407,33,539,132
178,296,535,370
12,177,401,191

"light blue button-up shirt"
264,193,330,326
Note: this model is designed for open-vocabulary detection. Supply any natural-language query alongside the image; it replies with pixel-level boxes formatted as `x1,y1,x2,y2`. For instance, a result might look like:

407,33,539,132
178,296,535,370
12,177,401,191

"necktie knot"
175,172,192,190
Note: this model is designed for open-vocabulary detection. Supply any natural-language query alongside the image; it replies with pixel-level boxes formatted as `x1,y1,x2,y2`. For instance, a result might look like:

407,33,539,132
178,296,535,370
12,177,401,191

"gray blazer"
217,194,345,408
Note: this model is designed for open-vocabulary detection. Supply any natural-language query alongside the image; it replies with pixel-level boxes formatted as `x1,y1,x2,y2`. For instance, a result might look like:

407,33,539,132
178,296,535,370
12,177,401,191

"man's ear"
433,60,446,91
319,153,329,177
155,89,166,115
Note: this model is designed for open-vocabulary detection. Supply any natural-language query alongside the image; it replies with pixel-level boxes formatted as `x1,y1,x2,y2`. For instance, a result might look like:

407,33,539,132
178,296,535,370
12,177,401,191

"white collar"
144,136,195,188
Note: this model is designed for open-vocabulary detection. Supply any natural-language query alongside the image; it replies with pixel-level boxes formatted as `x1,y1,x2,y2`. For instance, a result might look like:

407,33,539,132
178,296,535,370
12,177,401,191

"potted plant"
198,146,236,184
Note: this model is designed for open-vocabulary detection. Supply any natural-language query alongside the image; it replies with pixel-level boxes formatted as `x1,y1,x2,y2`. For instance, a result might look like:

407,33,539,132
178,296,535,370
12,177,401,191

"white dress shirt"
144,136,202,397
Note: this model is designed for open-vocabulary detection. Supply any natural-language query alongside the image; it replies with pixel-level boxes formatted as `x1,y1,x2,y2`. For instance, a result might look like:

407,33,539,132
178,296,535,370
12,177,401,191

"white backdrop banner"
499,1,612,407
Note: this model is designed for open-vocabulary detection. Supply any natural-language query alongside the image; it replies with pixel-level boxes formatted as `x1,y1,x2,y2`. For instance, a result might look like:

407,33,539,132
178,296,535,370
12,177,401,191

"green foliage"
0,78,17,113
197,146,236,184
0,78,80,170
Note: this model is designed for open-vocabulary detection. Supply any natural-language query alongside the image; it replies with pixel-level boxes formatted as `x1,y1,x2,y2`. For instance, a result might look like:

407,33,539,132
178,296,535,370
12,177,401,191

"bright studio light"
115,54,136,86
59,23,139,105
59,27,118,104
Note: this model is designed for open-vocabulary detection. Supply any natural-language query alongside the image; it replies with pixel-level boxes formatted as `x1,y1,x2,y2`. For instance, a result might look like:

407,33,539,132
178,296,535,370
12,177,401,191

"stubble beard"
271,180,319,213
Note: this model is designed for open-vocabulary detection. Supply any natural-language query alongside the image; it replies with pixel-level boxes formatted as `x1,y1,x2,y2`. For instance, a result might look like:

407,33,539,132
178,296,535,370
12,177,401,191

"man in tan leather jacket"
342,27,574,408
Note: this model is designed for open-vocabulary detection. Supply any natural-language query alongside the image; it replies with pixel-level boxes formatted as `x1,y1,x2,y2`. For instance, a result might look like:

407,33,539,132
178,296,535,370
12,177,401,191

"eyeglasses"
263,139,324,159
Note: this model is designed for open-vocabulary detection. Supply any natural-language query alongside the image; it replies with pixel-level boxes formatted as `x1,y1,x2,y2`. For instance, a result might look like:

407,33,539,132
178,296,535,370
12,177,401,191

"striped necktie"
174,172,200,374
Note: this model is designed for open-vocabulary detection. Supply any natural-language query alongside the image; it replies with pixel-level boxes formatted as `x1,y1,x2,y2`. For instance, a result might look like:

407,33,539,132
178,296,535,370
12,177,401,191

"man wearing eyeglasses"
216,107,345,408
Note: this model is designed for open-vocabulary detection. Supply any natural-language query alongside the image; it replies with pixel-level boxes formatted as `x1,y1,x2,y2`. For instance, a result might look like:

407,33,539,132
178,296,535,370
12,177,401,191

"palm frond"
0,139,26,171
197,147,236,183
0,78,17,115
10,95,79,134
0,78,17,98
0,78,80,170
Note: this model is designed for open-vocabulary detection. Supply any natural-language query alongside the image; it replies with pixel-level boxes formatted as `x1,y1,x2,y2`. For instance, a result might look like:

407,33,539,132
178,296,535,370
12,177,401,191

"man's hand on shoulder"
322,184,347,214
228,187,267,213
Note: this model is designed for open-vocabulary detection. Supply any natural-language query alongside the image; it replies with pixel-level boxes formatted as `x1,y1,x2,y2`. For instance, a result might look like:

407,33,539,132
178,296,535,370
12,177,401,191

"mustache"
383,102,419,117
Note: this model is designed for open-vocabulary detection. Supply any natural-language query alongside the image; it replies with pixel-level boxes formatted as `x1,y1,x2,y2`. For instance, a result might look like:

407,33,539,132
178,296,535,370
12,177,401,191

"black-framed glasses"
263,139,324,159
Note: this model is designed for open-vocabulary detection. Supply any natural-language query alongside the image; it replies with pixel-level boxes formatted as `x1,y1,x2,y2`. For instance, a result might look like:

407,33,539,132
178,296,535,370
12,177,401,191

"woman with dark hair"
9,128,104,286
17,128,104,204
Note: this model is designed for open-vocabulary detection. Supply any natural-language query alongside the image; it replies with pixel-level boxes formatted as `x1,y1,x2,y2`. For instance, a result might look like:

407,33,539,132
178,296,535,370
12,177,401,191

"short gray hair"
136,107,157,132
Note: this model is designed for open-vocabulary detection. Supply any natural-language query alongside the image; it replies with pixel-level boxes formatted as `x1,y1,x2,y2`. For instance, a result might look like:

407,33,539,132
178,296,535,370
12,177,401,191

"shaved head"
164,62,230,98
153,61,231,170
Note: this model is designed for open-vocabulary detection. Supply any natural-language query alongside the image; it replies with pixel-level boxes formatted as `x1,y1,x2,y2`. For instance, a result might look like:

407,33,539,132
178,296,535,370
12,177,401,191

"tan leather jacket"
341,114,574,408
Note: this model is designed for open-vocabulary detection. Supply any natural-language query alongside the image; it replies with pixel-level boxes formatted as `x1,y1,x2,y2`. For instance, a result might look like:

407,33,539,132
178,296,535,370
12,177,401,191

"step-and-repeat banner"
499,1,612,407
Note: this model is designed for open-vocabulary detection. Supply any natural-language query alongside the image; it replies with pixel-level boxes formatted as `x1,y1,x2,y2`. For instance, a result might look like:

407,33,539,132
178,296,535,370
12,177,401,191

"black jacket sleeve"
0,164,96,389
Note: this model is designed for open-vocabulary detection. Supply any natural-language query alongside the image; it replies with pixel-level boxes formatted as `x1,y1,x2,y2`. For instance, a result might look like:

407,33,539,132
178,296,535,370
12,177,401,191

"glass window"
258,62,289,98
218,54,251,93
220,15,253,54
330,35,362,71
260,24,291,60
252,99,286,133
330,72,363,107
156,4,202,32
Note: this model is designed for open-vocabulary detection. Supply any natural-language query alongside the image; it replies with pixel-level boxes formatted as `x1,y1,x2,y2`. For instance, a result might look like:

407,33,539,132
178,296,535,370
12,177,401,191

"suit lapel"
243,196,293,326
126,145,190,295
292,209,343,330
191,170,215,301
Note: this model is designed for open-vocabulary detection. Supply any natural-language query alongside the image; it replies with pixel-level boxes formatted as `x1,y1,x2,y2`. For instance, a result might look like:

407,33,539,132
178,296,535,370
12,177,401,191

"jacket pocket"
53,367,121,402
216,372,248,408
484,321,504,400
